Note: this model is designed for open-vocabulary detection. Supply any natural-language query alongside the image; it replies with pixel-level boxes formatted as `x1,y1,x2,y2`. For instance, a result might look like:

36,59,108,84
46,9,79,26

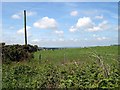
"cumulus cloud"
76,17,93,28
96,37,108,41
69,17,108,32
33,17,58,30
92,34,109,41
87,26,101,32
70,10,78,16
69,17,94,32
87,20,108,32
17,26,31,36
11,14,21,19
69,26,77,32
70,38,80,42
98,21,108,29
95,15,103,19
26,11,36,16
11,11,36,19
54,30,64,36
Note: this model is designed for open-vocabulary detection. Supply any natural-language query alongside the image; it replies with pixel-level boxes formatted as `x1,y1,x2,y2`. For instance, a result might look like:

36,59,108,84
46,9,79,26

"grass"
34,46,118,66
2,45,120,89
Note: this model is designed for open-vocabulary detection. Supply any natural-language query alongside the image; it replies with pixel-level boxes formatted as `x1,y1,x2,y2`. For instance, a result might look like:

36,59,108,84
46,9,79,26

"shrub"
2,44,38,63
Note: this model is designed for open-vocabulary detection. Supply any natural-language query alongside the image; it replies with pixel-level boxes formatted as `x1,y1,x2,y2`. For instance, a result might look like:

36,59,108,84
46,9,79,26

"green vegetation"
2,46,120,89
2,44,38,63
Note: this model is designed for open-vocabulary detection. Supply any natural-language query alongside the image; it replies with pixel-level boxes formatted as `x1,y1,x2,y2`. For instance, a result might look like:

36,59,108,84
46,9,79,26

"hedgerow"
2,44,38,63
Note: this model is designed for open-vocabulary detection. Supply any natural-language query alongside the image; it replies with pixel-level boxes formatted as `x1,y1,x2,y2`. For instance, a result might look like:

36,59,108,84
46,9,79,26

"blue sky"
1,0,120,2
2,2,118,47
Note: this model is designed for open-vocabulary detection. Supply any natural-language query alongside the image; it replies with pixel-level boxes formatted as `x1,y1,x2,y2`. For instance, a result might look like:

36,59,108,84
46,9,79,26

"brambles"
2,61,120,89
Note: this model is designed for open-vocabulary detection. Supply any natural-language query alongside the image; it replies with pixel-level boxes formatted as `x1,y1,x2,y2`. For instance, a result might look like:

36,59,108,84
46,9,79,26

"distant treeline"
38,47,65,50
110,44,120,46
1,43,38,63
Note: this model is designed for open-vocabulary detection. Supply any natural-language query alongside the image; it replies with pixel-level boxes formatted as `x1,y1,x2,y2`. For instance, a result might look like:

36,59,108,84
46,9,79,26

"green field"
2,46,120,89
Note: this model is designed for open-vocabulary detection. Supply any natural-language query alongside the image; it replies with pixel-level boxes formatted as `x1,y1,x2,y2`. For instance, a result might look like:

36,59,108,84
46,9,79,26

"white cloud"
95,15,103,19
59,38,64,41
17,26,31,36
87,26,101,32
70,38,80,42
69,16,109,33
26,11,36,16
54,30,64,35
76,17,93,28
96,37,108,41
69,17,94,32
87,20,108,32
33,17,58,30
11,14,21,19
98,20,108,29
69,26,77,32
11,11,36,19
70,10,78,16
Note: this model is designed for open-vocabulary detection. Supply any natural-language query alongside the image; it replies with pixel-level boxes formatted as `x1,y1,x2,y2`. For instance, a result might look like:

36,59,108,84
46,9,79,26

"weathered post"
64,53,66,63
24,10,27,46
39,54,42,62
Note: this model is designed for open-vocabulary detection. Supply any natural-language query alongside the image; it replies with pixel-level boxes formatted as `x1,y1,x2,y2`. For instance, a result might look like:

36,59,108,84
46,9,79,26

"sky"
2,2,118,47
1,0,120,2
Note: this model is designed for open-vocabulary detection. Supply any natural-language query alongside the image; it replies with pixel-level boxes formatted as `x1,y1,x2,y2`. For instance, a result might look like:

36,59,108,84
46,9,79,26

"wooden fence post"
64,53,65,63
39,54,42,63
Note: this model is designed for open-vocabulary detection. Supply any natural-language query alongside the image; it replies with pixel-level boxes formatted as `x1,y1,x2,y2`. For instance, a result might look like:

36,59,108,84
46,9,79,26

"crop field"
2,46,120,89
